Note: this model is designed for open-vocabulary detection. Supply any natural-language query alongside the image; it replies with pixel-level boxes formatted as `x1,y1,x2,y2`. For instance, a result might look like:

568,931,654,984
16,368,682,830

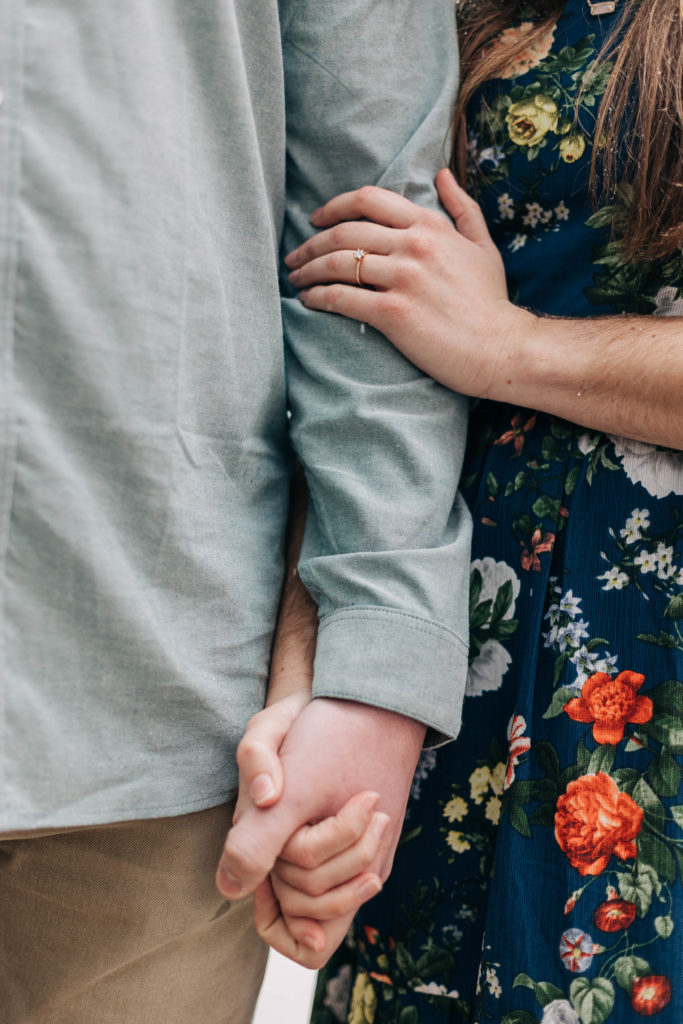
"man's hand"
216,697,425,968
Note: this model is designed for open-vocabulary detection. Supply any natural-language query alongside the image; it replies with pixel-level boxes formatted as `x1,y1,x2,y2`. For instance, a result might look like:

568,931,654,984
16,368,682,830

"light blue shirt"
0,0,470,830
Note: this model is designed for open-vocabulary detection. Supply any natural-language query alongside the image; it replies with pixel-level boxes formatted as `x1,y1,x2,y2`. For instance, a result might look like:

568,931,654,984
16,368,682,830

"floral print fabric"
311,3,682,1023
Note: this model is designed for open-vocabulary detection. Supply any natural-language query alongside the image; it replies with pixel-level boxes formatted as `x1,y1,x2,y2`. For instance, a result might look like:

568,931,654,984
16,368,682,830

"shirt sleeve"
280,0,471,742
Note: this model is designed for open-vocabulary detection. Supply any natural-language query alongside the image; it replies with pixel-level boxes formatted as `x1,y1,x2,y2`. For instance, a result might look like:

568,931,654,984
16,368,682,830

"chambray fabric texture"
0,0,470,831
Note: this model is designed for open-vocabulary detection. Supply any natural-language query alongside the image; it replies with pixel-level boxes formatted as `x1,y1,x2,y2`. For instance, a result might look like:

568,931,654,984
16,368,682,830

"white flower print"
509,233,527,252
570,644,600,684
479,145,505,168
620,508,650,543
610,436,683,498
323,965,352,1022
486,966,502,998
412,981,460,998
410,749,437,803
554,200,569,220
542,1000,580,1024
466,558,520,697
497,192,515,220
466,639,512,697
597,565,630,590
634,549,658,574
522,201,543,227
577,431,599,455
653,284,683,318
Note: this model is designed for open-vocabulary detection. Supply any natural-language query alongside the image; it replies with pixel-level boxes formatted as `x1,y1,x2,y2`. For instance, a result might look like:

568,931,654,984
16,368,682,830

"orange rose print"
564,670,653,745
554,772,643,876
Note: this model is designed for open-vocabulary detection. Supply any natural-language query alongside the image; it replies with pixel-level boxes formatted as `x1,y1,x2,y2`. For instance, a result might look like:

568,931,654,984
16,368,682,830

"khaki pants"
0,803,268,1024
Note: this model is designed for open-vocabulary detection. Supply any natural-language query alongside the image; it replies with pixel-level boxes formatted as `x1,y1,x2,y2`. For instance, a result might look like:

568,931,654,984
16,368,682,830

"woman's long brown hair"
452,0,683,260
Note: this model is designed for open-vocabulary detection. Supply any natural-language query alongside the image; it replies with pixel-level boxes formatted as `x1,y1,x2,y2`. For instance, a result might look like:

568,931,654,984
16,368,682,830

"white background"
252,952,317,1024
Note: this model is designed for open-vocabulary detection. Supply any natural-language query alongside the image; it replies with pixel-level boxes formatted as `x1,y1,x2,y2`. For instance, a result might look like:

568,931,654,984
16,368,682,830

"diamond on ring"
353,248,368,286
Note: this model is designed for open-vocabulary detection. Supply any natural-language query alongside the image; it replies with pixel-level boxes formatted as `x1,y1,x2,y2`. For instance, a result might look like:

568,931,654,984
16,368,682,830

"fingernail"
357,876,382,901
217,862,244,898
303,933,325,952
359,792,380,815
370,812,390,839
250,773,276,806
288,268,300,284
284,251,298,268
309,207,322,223
298,290,309,304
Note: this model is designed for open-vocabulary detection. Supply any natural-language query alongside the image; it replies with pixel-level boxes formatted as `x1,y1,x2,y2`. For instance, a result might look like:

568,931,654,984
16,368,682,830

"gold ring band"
353,248,367,286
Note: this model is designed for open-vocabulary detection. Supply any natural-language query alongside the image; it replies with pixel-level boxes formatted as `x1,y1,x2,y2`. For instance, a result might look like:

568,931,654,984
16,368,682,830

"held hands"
286,169,536,399
217,697,425,968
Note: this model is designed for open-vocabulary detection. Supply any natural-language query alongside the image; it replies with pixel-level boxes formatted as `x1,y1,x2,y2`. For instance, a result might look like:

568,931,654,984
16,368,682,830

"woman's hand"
254,792,389,967
286,169,535,399
234,696,390,967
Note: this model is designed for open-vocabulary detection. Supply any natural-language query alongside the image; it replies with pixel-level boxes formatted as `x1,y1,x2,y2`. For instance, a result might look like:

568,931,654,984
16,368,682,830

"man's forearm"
267,468,318,706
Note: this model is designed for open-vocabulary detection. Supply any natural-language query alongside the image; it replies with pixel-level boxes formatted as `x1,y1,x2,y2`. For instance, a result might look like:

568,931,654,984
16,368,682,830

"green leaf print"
648,750,682,798
513,974,565,1007
398,1007,419,1024
570,977,615,1024
509,802,533,837
501,1012,537,1024
543,686,576,718
664,594,683,619
654,914,674,938
671,805,683,829
613,955,651,992
637,832,677,885
617,866,657,918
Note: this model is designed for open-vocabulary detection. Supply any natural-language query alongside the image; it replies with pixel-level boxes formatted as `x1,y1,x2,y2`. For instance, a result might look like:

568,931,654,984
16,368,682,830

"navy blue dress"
312,3,683,1022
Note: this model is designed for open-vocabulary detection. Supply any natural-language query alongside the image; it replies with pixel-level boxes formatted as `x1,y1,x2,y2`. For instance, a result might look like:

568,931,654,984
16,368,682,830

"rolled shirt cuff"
311,606,468,747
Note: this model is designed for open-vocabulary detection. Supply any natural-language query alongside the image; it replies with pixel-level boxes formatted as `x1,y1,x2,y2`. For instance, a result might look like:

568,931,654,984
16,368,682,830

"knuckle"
326,893,346,917
406,231,432,260
357,185,379,210
296,842,321,871
304,873,327,898
324,285,345,310
225,833,267,880
328,225,348,250
378,292,407,323
328,250,346,275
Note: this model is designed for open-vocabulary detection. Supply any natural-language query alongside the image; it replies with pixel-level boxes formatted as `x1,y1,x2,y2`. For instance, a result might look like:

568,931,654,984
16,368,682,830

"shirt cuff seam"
317,606,467,656
309,688,457,745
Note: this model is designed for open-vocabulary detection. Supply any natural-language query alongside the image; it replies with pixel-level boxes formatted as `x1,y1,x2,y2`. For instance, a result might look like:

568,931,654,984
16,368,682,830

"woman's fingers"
277,810,389,894
290,250,393,291
310,185,418,231
280,790,381,867
286,221,395,270
436,168,498,252
253,878,329,966
298,282,390,327
271,868,382,922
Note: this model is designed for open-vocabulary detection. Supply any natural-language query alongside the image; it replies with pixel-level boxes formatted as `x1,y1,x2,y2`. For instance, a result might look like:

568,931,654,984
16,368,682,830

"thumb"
436,168,496,251
236,692,310,811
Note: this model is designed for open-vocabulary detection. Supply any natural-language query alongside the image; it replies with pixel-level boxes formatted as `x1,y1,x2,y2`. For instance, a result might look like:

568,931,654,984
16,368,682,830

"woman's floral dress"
311,3,683,1023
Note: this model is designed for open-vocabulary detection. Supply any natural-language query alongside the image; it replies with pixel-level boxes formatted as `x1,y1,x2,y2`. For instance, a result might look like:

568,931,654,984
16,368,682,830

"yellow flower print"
469,765,491,804
443,796,468,823
485,795,502,825
490,762,506,796
446,830,472,854
559,132,587,163
347,972,377,1024
506,94,558,147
